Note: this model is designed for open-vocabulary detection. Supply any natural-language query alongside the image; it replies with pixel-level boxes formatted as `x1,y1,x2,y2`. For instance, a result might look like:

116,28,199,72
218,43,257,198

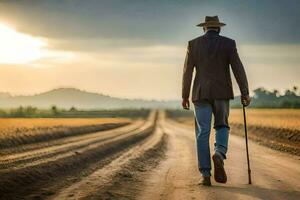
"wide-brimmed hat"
197,16,226,27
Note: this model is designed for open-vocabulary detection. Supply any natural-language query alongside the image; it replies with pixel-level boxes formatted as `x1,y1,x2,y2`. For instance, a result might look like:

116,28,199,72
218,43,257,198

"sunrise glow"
0,23,46,64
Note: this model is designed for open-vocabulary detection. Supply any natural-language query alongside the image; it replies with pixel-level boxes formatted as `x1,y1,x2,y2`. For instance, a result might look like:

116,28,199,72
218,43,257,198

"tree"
0,109,6,117
293,86,298,94
25,106,37,116
69,106,77,112
11,106,25,117
253,87,274,100
284,89,296,97
272,89,279,97
253,87,267,99
51,105,58,116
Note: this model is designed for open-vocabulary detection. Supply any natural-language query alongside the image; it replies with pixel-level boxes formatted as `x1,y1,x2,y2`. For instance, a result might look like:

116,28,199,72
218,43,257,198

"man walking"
182,16,251,186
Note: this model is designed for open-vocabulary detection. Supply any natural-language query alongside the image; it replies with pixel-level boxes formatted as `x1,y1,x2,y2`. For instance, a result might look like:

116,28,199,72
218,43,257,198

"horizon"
1,85,299,102
0,0,299,100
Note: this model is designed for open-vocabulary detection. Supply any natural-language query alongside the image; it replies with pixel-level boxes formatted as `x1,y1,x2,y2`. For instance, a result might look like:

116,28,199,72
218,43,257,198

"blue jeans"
194,101,229,177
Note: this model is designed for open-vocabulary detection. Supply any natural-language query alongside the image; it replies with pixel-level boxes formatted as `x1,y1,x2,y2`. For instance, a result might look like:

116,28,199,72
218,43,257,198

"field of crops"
0,118,131,149
229,109,300,130
229,109,300,155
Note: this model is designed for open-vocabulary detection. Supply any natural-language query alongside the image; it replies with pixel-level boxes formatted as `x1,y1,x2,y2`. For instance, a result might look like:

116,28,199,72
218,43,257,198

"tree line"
231,86,300,108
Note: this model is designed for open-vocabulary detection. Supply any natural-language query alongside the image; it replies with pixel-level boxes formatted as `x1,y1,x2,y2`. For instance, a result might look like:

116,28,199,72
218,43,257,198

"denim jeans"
194,101,229,177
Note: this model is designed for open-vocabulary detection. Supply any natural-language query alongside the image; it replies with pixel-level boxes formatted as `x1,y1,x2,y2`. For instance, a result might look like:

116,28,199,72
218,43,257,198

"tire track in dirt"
0,122,130,150
0,122,133,156
0,111,158,199
0,120,144,171
53,111,167,200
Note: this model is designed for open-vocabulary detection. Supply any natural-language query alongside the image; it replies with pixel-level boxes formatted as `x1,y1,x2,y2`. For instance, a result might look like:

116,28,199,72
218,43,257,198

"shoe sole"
212,154,227,183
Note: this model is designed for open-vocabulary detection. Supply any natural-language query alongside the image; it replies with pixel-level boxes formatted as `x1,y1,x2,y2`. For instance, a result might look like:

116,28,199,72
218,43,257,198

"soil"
1,111,299,200
138,119,300,200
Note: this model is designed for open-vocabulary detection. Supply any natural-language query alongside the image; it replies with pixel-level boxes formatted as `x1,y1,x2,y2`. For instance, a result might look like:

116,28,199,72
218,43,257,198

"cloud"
240,44,300,66
62,44,185,69
0,0,299,100
0,22,73,65
0,0,299,44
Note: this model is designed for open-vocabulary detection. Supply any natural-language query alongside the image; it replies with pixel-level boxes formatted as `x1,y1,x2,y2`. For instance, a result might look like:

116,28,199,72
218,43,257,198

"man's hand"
241,95,251,107
182,99,190,110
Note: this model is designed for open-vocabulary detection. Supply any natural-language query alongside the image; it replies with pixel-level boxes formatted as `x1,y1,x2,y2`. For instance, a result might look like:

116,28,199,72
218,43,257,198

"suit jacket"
182,30,249,102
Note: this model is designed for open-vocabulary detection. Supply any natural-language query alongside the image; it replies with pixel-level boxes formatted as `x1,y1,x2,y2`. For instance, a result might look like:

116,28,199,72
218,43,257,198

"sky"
0,0,299,100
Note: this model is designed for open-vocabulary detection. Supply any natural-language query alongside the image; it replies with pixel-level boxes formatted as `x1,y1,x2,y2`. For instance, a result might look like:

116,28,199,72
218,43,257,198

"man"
181,16,251,186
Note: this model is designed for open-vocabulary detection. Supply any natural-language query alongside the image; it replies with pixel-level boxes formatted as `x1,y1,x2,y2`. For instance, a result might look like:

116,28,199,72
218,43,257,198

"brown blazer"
182,30,249,102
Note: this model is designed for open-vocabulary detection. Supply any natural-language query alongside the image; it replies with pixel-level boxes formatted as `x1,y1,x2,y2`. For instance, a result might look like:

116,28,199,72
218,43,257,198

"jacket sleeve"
229,40,249,96
182,42,195,99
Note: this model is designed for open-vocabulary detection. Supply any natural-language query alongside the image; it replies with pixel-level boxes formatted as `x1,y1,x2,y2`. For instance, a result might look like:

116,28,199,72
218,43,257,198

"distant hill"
2,87,298,110
0,88,180,109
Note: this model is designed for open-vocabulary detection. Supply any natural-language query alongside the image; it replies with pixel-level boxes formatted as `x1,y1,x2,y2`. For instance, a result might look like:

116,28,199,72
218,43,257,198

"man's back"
182,30,249,102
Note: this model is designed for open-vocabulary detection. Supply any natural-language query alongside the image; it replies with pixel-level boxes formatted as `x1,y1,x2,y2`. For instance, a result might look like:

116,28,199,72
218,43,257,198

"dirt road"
139,117,300,200
1,110,299,199
52,112,166,199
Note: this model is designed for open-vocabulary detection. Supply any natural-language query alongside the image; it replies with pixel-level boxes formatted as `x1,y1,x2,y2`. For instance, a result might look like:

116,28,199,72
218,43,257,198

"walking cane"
242,105,252,184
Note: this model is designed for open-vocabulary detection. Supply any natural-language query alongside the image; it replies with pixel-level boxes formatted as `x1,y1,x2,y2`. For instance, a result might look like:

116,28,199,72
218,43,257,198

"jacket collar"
204,30,219,37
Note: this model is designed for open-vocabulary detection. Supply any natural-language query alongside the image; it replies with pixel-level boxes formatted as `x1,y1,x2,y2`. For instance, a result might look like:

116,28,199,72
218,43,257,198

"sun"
0,23,46,64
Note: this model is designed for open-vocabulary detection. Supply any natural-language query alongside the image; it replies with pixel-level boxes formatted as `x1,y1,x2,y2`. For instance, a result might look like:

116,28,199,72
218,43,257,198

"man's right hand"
182,99,190,110
241,95,251,107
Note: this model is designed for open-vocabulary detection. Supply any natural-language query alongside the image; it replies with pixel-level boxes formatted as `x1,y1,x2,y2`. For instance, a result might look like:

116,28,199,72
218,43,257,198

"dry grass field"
0,118,131,149
229,109,300,130
172,109,300,129
229,109,300,155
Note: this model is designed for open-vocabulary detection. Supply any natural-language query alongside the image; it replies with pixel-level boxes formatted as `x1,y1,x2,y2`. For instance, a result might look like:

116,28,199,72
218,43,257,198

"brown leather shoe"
198,176,211,186
212,153,227,183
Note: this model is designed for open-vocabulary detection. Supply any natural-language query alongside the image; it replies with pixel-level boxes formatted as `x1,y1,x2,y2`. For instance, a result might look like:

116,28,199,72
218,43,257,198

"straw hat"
197,16,226,27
